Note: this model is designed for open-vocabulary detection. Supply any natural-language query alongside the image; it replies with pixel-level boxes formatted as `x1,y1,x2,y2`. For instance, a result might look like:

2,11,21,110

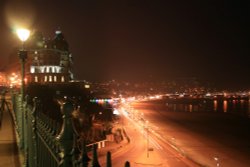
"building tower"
27,30,74,84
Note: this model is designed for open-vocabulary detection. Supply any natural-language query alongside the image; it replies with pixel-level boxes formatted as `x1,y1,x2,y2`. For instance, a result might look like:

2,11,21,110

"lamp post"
16,28,30,100
16,28,30,154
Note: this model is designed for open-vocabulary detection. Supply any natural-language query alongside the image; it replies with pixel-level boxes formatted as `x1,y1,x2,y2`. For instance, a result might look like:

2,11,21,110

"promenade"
0,104,20,167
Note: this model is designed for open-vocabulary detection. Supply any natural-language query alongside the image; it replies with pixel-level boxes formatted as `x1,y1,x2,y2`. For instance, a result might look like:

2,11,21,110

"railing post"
124,161,130,167
106,151,112,167
57,102,75,167
23,96,28,167
91,144,101,167
80,140,90,167
18,94,25,150
0,92,4,128
32,97,38,166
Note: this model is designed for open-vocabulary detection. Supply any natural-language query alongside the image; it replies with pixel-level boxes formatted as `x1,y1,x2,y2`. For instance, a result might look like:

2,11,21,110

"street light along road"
16,28,30,100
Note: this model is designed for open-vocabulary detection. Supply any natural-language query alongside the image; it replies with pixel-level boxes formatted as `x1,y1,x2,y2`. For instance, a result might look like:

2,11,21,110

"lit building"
26,30,74,84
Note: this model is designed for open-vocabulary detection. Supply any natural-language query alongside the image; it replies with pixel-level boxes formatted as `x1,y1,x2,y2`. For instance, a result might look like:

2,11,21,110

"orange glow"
8,72,21,88
223,100,228,113
189,104,193,112
213,100,218,111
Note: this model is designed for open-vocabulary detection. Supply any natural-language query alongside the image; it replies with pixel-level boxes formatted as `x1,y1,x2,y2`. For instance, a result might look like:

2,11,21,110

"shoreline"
132,100,250,167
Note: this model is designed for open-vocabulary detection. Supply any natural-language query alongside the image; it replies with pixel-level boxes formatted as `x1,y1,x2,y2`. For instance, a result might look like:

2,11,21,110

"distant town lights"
84,84,90,89
90,98,113,104
8,73,21,88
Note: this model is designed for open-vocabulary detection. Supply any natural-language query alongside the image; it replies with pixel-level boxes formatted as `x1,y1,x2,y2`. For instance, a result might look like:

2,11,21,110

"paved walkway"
0,103,20,167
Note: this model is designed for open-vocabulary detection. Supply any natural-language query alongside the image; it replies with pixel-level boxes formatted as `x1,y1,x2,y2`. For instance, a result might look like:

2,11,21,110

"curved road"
99,101,200,167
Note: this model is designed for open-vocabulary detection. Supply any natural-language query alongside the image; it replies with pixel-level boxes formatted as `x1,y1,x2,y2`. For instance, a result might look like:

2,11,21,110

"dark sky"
0,0,249,89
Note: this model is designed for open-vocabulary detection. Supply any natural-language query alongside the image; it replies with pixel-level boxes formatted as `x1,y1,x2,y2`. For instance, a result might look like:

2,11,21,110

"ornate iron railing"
11,94,130,167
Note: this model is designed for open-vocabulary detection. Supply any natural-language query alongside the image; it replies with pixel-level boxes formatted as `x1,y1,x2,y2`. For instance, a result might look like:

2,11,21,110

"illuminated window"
61,76,65,82
46,67,49,73
44,76,47,82
35,76,38,82
41,67,45,73
49,76,52,82
52,67,55,73
56,67,61,73
30,66,35,73
56,30,61,34
54,76,57,82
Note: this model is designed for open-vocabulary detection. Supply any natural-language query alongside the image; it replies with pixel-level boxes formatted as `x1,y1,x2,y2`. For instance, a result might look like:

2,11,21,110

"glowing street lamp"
17,29,30,43
16,28,30,100
16,28,30,151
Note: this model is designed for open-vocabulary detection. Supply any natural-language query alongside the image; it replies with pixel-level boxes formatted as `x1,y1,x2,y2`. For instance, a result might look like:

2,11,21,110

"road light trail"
117,98,201,167
98,97,201,166
120,107,164,150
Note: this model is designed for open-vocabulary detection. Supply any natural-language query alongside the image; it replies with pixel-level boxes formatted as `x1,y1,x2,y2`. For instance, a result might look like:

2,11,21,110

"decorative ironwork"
10,93,130,167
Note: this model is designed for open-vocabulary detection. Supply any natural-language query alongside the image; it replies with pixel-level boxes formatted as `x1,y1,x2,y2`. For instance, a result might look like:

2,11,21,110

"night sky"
0,0,249,89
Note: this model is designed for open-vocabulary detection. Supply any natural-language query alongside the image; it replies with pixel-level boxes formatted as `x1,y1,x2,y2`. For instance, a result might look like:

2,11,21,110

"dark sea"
163,98,250,118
